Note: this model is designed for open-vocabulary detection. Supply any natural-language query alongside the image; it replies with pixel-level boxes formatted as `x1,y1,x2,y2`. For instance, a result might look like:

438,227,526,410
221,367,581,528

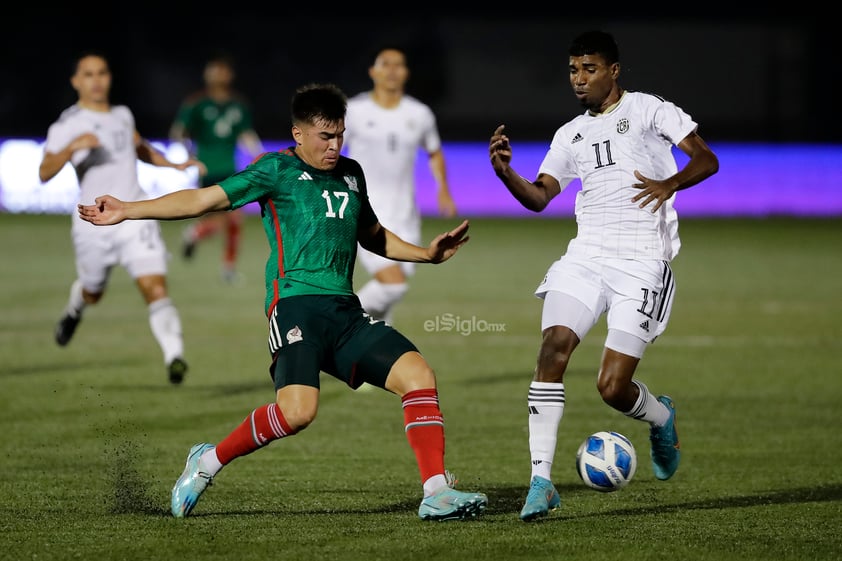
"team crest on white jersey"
286,326,303,344
616,119,630,134
344,175,359,192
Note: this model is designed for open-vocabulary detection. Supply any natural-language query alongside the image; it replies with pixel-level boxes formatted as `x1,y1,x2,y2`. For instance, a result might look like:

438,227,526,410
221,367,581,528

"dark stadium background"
1,13,837,143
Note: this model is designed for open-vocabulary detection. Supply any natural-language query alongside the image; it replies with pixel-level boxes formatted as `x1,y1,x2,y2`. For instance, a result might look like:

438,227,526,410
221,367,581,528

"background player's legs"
357,263,409,324
55,279,105,346
136,274,187,384
222,209,244,283
182,212,226,260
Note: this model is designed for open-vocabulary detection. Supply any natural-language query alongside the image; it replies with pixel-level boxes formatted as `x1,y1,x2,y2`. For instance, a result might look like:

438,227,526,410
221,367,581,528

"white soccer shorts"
536,254,676,346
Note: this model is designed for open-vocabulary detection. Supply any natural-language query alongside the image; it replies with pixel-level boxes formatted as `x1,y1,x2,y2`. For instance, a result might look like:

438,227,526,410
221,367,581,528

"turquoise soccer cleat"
650,395,681,480
171,443,215,518
418,486,488,521
519,475,561,521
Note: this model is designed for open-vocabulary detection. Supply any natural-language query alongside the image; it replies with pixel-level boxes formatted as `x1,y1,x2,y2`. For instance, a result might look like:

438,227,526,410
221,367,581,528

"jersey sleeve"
653,100,698,146
420,104,442,154
44,120,72,154
218,153,276,209
537,126,579,192
349,159,378,230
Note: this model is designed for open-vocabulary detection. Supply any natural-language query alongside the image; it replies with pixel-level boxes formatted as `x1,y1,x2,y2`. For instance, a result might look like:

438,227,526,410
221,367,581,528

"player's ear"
291,125,302,145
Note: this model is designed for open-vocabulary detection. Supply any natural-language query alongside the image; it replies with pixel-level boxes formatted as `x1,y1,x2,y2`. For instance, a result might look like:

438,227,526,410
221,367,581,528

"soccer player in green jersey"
170,52,264,283
78,83,488,522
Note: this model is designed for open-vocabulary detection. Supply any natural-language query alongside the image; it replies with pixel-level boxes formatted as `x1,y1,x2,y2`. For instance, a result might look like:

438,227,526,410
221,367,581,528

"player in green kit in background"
170,52,264,283
78,83,488,522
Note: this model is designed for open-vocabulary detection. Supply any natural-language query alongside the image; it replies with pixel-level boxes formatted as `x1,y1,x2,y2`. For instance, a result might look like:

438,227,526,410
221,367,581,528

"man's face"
72,56,111,105
369,49,409,92
292,118,345,170
569,54,618,112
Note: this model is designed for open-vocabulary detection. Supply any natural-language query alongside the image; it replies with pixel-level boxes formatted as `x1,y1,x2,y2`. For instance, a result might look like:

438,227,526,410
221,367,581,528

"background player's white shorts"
357,219,420,277
71,218,169,293
536,254,675,347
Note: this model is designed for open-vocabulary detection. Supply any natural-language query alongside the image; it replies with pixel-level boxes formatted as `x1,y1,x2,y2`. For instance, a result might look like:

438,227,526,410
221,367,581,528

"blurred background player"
40,50,200,384
489,30,719,521
344,46,457,325
170,52,264,283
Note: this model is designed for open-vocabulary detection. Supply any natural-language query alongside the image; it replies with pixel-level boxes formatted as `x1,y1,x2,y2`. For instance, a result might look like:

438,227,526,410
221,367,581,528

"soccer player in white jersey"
39,50,202,384
489,30,719,521
345,46,457,325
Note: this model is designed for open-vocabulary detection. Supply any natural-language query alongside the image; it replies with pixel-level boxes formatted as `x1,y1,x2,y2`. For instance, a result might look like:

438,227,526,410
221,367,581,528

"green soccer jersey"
174,95,255,183
219,148,379,315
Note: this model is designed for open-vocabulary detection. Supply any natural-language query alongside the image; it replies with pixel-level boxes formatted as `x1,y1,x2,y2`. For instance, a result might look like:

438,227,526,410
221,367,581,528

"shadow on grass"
106,476,842,520
487,482,842,522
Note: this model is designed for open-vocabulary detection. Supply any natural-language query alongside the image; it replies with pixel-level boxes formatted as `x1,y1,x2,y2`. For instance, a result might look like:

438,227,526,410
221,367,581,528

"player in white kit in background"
345,46,457,325
489,30,719,521
39,50,202,385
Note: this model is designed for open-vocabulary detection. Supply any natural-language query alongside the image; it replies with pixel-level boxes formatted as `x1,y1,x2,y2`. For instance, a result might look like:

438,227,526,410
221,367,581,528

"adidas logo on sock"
298,172,313,180
571,133,583,144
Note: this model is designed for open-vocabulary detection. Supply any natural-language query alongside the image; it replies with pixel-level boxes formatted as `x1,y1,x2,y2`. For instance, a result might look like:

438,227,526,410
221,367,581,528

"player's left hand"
427,219,470,263
438,191,458,218
631,170,676,213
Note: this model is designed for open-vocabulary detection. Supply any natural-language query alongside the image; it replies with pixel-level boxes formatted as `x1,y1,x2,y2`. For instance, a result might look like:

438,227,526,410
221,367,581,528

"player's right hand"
489,124,512,173
78,195,127,226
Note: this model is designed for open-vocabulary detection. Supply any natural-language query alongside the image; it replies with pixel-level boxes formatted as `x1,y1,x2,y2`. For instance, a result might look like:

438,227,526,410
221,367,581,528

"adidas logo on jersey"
571,133,583,144
639,320,650,332
298,172,313,181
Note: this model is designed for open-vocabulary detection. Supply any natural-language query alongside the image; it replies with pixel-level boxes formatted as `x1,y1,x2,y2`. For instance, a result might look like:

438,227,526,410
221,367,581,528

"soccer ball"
575,431,637,492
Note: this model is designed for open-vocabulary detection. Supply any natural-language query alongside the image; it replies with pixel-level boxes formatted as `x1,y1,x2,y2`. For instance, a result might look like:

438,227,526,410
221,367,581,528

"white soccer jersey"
538,91,698,261
45,104,148,222
344,92,441,230
44,104,168,284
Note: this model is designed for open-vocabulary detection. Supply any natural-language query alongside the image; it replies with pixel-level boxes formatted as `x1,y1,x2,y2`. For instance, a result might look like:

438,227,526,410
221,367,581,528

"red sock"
215,403,295,465
224,213,242,268
402,389,445,483
194,217,221,241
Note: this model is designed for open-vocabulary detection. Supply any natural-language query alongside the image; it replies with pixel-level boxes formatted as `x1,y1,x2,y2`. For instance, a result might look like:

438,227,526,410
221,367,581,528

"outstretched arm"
489,124,561,212
632,131,719,212
135,131,206,174
359,219,470,264
78,185,232,226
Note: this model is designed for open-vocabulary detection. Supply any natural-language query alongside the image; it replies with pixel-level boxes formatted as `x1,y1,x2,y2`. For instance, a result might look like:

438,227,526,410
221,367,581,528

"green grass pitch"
1,212,840,561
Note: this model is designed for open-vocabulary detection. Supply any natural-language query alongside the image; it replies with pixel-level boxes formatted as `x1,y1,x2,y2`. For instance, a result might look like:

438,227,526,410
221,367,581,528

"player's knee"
535,326,576,380
278,404,318,432
384,351,436,395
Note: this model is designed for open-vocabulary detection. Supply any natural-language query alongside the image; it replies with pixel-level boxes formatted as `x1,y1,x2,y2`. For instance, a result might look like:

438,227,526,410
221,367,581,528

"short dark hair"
72,49,109,75
291,83,347,126
569,31,620,65
370,44,408,65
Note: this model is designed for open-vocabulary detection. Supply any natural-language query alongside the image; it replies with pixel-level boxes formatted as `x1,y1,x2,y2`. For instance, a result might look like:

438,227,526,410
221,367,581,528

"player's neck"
77,99,110,112
589,88,625,116
207,85,232,102
370,88,402,109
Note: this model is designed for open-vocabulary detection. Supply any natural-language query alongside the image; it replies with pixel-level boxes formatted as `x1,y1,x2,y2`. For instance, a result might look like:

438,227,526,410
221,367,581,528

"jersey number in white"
322,190,349,219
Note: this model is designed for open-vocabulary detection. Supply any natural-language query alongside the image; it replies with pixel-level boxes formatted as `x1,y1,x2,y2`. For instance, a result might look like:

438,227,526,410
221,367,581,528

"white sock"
422,474,448,497
148,297,184,364
200,448,223,476
624,380,670,426
357,280,408,322
528,381,565,480
64,279,86,318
